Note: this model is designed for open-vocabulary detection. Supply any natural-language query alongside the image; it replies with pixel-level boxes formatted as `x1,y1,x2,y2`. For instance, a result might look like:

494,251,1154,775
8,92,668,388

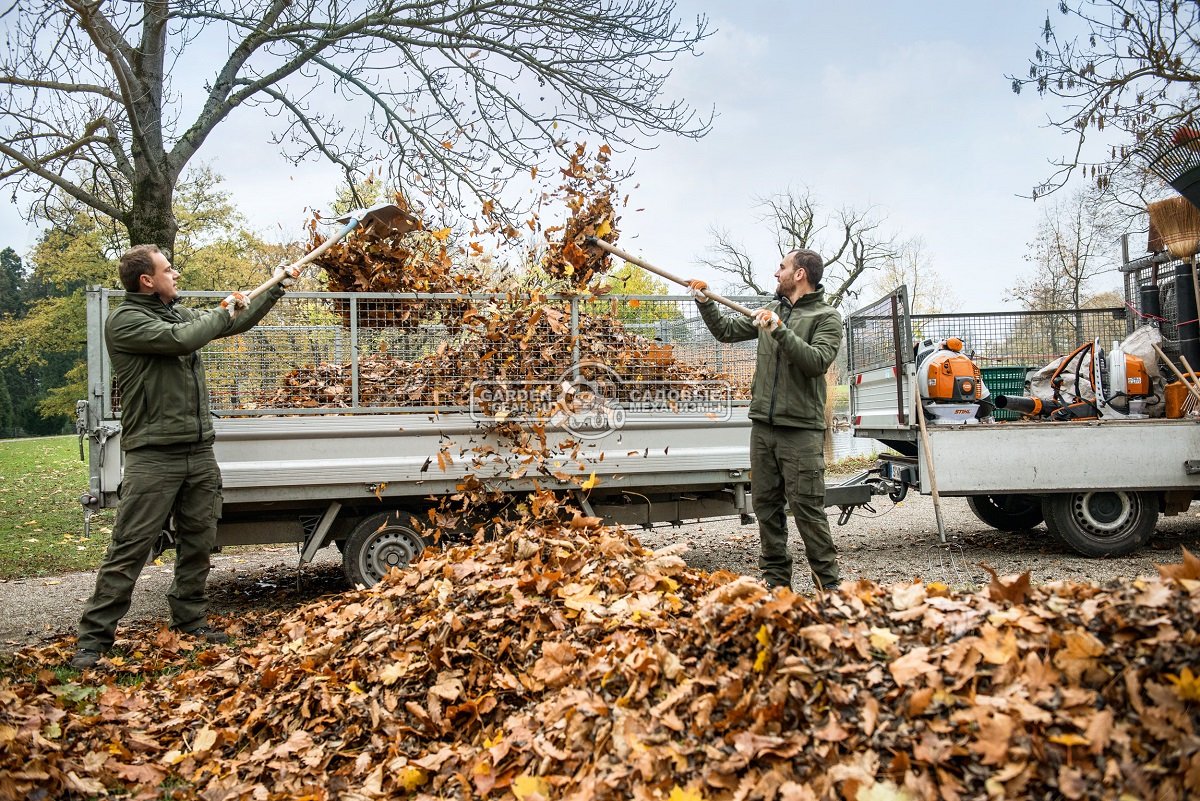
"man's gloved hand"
273,264,300,288
685,279,711,303
221,291,249,320
753,308,782,332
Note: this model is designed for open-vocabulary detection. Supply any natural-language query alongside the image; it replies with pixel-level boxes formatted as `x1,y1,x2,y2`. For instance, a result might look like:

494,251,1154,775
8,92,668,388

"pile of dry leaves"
3,528,1199,800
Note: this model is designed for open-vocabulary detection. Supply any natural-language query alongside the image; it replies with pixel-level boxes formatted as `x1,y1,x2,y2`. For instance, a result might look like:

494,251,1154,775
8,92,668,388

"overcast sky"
0,0,1122,310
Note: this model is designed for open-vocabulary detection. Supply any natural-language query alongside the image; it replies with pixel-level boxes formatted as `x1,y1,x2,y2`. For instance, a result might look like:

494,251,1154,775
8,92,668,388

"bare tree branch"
1,0,713,251
1008,0,1200,201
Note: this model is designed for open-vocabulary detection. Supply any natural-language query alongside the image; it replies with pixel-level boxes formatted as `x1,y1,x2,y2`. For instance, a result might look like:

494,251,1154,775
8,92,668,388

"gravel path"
4,489,1199,655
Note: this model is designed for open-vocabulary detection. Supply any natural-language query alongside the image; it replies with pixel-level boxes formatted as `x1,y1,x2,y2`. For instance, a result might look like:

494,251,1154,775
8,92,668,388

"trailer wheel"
966,494,1044,531
342,511,428,588
1043,491,1157,557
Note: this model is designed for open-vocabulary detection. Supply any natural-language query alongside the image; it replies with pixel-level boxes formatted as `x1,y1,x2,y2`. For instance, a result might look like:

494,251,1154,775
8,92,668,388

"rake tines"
1139,126,1200,211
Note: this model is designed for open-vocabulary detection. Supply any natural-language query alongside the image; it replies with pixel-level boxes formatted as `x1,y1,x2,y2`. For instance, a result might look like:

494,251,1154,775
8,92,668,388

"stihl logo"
954,408,971,415
1128,377,1143,386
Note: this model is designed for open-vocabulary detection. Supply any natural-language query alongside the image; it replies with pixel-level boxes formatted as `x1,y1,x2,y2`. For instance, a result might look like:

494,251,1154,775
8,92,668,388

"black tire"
1041,496,1065,542
966,494,1044,531
342,511,429,588
1042,491,1158,557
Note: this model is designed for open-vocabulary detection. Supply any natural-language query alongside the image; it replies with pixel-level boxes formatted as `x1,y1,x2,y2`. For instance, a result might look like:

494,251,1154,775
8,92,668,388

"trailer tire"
966,494,1044,531
1043,491,1157,557
342,511,429,588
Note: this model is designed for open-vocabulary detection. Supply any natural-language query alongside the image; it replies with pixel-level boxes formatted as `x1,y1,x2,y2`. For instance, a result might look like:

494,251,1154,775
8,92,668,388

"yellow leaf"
668,785,706,801
397,766,428,791
441,140,453,150
512,772,549,800
869,626,901,651
191,726,218,753
530,166,539,179
595,219,612,238
379,662,405,686
856,781,918,801
753,624,772,672
1168,667,1200,701
431,227,452,241
348,681,365,695
1048,733,1090,747
582,472,599,491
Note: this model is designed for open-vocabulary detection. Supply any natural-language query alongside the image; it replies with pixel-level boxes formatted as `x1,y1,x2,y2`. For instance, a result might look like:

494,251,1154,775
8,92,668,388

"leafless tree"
0,0,712,254
1008,0,1200,200
868,237,958,314
1008,185,1122,357
700,187,899,308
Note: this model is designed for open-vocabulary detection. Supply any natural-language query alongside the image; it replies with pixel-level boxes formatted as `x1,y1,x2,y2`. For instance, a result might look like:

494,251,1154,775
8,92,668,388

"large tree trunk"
127,174,178,255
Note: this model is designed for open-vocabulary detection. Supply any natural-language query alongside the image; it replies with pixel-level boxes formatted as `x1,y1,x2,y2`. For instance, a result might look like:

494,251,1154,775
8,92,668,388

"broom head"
1147,196,1200,260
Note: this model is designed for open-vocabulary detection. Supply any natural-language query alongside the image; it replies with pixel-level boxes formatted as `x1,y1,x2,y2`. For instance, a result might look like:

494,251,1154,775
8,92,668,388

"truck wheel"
342,511,428,588
1043,491,1157,557
966,494,1044,531
1040,496,1065,542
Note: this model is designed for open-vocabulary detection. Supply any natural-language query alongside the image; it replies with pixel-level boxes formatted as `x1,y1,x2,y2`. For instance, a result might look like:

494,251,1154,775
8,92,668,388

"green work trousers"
77,442,222,652
750,422,839,590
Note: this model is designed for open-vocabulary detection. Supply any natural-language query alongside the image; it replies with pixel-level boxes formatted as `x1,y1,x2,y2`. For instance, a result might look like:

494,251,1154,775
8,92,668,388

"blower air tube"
993,395,1100,421
993,395,1052,415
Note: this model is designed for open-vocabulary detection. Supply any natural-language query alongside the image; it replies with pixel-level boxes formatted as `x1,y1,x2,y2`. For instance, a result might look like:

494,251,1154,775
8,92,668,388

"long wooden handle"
584,238,757,318
1152,343,1200,405
240,216,362,302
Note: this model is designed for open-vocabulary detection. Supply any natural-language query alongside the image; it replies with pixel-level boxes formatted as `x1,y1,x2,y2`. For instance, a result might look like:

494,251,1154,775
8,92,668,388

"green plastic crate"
982,366,1031,420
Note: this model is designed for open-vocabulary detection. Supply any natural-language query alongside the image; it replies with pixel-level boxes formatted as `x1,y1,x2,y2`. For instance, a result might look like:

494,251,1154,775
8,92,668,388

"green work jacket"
698,288,843,430
106,286,284,451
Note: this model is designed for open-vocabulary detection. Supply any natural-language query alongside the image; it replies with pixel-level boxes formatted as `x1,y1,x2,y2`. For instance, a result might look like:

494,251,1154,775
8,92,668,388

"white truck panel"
922,418,1200,494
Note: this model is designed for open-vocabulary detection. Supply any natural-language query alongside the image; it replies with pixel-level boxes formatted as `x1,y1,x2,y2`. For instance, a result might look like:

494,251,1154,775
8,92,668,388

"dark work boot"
175,625,229,645
70,649,103,669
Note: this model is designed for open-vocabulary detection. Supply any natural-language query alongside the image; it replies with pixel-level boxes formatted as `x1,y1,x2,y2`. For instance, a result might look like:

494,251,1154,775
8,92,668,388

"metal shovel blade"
335,203,421,237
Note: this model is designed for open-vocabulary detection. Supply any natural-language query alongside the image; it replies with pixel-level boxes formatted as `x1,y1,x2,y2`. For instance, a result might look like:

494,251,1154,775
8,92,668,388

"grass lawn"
0,436,114,579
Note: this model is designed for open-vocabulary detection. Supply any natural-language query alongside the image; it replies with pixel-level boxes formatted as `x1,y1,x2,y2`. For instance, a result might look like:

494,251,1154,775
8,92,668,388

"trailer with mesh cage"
78,288,790,587
845,239,1200,558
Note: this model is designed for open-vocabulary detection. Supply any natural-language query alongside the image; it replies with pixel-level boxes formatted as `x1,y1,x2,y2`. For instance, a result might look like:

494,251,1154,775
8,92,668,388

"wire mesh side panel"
909,308,1131,368
1123,253,1183,354
195,293,774,414
846,287,910,373
577,295,770,402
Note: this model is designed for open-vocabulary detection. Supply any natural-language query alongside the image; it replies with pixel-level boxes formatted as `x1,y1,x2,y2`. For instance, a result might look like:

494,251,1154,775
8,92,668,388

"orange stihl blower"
915,337,988,424
994,338,1152,420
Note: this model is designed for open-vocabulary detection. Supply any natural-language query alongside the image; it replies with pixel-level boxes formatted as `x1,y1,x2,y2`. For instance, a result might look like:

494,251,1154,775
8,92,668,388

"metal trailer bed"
844,246,1200,558
79,288,788,585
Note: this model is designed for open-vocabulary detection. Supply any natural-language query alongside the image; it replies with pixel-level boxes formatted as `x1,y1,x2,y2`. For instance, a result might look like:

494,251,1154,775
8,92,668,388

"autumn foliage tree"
0,0,711,256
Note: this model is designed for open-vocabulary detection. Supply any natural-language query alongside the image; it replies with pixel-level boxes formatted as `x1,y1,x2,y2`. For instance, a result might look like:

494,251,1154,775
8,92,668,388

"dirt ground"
3,489,1199,656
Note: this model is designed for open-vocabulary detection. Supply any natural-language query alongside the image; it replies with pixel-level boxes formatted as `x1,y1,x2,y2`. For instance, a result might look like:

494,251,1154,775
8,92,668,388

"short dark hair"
789,248,824,286
119,244,162,292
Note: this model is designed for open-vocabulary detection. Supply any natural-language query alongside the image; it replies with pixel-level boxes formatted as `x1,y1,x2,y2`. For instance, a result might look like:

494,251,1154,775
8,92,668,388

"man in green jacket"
687,249,843,591
71,244,293,669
